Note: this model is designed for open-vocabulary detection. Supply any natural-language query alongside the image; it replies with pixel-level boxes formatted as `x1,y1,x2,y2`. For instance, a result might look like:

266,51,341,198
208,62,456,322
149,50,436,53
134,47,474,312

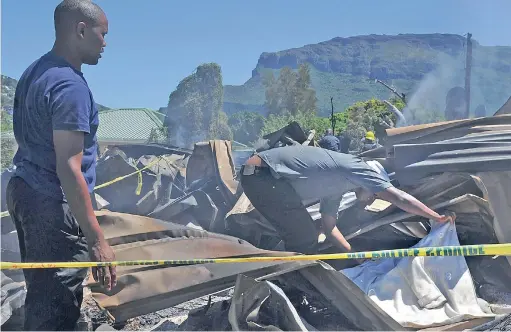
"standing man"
318,128,340,152
240,145,455,254
6,1,115,330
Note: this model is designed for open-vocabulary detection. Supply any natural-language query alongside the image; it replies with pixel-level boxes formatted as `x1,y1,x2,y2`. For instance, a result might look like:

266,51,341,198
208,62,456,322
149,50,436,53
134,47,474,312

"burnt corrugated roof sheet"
384,115,511,185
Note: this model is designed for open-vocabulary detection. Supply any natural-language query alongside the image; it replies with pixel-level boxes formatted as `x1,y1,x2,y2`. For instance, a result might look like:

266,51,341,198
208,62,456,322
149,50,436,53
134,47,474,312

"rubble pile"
2,116,511,331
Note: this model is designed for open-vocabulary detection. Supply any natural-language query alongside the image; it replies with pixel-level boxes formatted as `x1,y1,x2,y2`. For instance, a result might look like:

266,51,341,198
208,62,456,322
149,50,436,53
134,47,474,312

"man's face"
78,14,108,65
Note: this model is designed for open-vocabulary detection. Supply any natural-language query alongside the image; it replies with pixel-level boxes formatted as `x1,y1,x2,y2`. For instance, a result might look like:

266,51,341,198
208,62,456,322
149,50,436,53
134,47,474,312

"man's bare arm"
321,214,352,251
376,186,455,223
53,130,116,290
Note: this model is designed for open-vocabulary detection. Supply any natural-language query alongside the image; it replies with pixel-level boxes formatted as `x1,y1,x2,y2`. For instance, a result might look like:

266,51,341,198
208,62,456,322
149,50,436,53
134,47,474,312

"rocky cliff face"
254,34,469,79
224,34,511,116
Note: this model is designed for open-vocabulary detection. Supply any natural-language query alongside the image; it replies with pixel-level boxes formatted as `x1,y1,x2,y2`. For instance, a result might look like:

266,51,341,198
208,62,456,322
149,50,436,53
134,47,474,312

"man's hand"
321,214,352,252
436,211,456,224
377,187,456,225
89,238,117,291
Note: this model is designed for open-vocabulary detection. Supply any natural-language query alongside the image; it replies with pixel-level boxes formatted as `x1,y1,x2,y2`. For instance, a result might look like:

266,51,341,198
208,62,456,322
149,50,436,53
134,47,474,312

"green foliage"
166,63,230,147
1,109,13,132
208,110,233,141
341,98,402,150
228,111,264,144
1,75,17,111
263,64,317,116
1,109,15,170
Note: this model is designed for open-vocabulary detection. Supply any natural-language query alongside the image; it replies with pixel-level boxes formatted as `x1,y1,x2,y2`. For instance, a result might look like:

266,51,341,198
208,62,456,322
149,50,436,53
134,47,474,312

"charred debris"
2,114,511,331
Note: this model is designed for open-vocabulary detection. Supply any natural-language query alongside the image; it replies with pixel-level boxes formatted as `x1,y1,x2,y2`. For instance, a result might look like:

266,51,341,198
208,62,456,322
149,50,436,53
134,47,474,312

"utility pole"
330,97,335,134
465,33,472,118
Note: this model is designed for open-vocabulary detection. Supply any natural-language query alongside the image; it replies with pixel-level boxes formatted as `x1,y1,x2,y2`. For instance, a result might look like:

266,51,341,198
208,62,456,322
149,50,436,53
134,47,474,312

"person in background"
337,131,351,154
318,128,340,152
445,86,467,120
6,1,115,329
360,131,381,152
240,145,456,254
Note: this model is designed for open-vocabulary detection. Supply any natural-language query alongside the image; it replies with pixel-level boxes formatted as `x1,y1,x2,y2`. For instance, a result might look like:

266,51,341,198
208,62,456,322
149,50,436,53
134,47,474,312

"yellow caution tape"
132,163,144,196
0,157,162,218
93,157,161,191
1,243,510,270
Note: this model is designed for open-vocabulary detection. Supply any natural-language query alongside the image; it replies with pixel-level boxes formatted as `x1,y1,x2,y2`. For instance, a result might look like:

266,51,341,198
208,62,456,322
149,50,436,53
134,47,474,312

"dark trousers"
240,167,318,254
6,176,89,331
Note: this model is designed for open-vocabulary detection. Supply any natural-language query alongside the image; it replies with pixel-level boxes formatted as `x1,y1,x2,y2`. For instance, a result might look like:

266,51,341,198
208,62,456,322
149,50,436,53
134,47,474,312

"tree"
165,63,231,148
228,111,264,145
263,64,317,116
209,110,233,141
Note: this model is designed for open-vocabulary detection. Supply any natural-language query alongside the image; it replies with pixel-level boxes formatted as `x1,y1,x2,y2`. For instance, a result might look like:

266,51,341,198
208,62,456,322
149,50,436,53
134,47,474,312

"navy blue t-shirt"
12,52,99,200
318,135,340,152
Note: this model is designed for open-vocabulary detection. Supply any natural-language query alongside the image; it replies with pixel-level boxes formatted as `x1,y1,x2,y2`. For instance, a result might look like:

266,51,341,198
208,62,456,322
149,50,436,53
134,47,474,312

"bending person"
240,145,455,254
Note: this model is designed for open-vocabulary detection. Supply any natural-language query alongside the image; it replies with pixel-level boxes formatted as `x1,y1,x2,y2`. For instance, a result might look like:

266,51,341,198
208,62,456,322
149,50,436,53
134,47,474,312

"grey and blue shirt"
257,145,392,217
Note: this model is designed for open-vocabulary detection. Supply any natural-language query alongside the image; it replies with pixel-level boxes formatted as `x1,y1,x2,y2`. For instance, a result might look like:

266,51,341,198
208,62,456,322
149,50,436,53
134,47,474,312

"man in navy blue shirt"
318,128,340,152
6,1,114,329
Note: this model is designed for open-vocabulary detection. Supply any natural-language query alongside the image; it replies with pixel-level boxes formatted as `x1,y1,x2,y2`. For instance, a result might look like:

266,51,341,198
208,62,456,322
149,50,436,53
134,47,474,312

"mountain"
223,34,511,116
1,75,109,112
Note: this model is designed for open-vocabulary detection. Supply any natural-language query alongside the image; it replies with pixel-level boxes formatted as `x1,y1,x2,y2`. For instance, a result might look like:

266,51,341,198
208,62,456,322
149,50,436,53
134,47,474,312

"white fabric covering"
341,221,495,328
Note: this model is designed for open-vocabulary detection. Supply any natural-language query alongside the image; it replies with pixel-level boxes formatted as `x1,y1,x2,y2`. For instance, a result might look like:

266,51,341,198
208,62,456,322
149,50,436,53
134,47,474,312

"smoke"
251,138,270,152
401,44,505,124
402,53,465,125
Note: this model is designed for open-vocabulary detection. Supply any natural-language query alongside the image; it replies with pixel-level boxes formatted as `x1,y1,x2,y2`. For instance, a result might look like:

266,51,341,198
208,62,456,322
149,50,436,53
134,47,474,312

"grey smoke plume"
403,53,465,125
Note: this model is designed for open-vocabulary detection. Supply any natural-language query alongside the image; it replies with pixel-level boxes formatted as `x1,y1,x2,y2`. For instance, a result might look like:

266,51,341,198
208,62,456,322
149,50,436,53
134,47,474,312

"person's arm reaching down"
319,197,352,251
321,214,351,252
376,186,456,223
54,130,116,291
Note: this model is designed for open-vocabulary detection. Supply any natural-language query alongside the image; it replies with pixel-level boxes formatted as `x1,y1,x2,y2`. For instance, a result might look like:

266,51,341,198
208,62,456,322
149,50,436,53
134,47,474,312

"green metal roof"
97,108,166,142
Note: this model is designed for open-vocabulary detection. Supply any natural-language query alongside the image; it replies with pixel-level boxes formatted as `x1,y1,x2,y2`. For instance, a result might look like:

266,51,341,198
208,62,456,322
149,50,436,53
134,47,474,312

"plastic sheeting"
341,221,495,328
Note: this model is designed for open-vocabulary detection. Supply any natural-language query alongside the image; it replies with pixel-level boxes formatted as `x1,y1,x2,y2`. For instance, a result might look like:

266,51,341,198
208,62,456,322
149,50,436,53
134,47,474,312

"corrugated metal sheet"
89,211,309,322
383,115,511,185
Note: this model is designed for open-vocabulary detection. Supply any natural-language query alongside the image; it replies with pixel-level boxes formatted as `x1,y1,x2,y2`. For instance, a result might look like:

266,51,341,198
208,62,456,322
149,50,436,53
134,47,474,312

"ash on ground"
81,287,233,331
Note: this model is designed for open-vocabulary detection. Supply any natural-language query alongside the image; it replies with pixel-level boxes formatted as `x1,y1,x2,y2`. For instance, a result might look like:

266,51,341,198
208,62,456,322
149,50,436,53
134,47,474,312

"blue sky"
2,0,511,109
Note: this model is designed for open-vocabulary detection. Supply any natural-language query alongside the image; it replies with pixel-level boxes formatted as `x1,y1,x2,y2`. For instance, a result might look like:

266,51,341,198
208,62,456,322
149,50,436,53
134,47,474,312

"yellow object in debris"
94,157,161,191
365,199,392,212
365,131,376,141
1,243,510,270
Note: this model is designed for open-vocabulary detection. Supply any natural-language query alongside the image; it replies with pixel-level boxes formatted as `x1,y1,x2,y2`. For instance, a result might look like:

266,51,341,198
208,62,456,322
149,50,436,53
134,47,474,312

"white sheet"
341,221,495,328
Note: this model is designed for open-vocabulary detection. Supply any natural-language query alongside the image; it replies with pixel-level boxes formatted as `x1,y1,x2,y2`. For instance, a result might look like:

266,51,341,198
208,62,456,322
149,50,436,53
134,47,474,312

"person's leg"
6,177,89,331
241,170,318,253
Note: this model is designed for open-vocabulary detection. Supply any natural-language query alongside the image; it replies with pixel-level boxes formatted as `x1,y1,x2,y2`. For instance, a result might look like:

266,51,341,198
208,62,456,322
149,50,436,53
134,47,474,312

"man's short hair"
54,0,104,34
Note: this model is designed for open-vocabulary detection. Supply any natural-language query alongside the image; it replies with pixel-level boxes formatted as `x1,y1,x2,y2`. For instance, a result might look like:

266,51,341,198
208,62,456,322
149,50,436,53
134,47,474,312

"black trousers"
6,176,89,331
240,167,318,254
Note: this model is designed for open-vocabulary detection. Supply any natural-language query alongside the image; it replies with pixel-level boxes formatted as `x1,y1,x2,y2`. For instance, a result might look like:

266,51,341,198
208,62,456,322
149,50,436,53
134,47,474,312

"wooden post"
465,33,472,118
